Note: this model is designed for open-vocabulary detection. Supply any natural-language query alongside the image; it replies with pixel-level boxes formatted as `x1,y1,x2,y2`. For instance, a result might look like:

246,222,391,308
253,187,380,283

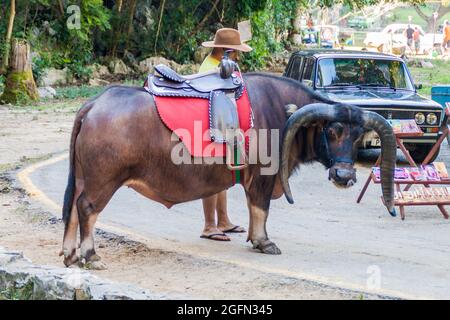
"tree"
1,0,16,74
414,1,450,32
109,0,124,58
0,38,39,104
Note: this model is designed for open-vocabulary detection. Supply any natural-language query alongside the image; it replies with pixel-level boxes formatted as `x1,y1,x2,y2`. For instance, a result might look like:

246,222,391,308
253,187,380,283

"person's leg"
201,194,230,241
216,190,245,233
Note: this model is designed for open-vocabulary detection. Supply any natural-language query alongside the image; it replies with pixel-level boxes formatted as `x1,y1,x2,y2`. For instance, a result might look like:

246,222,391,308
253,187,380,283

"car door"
285,55,304,80
301,57,315,88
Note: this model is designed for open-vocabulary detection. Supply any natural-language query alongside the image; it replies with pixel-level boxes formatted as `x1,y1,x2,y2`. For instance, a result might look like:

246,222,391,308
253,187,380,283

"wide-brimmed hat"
202,28,252,52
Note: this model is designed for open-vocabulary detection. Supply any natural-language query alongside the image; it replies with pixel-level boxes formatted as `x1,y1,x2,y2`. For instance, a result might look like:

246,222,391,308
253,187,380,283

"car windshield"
316,58,414,90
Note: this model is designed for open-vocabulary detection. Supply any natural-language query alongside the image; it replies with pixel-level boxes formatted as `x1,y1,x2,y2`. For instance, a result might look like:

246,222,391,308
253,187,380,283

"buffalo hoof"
79,254,107,270
253,240,282,255
61,249,79,267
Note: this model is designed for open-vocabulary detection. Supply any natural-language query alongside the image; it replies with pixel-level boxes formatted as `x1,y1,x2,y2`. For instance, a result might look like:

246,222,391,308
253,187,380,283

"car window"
289,57,303,80
302,58,315,87
316,58,413,90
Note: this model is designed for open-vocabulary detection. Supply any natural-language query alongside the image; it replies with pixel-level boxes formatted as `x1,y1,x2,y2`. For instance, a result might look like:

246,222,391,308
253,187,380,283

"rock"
193,46,211,64
290,34,303,46
109,59,131,75
0,247,172,300
37,86,57,99
41,68,68,86
91,64,111,79
138,56,181,74
420,60,434,68
88,78,110,87
176,64,200,75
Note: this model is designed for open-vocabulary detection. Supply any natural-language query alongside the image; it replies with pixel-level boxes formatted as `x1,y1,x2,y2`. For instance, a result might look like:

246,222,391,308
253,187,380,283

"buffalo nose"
336,169,352,180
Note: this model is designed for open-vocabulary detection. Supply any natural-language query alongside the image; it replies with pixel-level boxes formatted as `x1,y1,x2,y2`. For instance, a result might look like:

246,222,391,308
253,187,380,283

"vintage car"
283,49,445,162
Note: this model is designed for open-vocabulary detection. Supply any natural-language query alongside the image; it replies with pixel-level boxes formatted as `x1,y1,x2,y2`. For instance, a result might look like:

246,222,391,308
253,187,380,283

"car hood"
318,88,442,110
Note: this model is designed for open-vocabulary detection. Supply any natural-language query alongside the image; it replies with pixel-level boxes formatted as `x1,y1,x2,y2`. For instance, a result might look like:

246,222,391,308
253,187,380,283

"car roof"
383,23,422,30
292,49,404,61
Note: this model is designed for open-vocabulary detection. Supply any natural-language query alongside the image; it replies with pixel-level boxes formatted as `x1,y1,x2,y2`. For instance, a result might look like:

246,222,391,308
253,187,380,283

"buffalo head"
280,103,397,216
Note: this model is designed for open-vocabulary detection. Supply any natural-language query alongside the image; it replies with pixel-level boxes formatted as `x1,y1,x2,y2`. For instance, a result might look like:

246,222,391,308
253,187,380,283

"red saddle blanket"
154,88,252,157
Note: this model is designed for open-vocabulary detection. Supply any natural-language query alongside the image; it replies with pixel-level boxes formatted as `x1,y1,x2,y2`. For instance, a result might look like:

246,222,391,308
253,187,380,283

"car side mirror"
415,84,423,90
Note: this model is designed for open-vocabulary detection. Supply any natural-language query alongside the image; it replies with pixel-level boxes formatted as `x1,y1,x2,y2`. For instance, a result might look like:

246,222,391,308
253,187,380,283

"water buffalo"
61,73,396,268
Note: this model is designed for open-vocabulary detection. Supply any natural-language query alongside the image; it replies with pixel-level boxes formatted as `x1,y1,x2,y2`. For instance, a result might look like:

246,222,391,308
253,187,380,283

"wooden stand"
357,125,450,220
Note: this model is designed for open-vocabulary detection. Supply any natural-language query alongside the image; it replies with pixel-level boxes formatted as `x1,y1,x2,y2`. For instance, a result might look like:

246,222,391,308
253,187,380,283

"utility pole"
432,11,438,54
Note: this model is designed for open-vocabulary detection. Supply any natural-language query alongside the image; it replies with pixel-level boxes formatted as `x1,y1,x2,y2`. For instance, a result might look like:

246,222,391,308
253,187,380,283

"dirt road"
1,106,450,299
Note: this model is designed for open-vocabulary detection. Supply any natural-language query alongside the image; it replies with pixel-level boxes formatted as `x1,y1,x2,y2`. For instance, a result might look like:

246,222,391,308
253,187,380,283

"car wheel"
404,143,440,164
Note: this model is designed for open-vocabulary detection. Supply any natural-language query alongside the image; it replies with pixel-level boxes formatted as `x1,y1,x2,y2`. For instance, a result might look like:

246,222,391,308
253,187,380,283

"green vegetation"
0,282,34,300
408,59,450,97
0,0,446,107
0,70,39,105
0,0,409,79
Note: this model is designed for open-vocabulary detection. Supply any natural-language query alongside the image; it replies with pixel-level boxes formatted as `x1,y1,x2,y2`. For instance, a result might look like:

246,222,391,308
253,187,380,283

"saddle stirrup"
225,132,248,171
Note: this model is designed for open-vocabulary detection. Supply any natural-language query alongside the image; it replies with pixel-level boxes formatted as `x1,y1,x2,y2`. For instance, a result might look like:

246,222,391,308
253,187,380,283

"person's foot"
219,223,246,233
200,226,230,241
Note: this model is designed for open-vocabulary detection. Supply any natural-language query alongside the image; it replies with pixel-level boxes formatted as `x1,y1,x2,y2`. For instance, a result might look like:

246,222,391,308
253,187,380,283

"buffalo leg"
61,178,83,267
245,193,281,255
76,186,115,270
61,203,80,267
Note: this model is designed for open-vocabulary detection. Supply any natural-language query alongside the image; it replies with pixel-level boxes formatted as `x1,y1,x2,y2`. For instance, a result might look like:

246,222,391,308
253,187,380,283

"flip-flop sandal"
222,225,246,233
200,233,230,241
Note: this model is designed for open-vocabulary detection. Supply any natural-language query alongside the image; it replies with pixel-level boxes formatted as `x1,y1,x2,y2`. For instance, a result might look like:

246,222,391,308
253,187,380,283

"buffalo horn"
361,111,397,216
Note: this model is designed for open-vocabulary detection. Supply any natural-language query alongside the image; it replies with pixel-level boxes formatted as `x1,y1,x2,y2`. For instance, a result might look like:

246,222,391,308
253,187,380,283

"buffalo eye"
328,123,344,139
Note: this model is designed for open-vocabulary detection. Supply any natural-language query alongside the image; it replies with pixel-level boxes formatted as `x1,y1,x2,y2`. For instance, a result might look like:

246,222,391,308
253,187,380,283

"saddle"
145,63,248,170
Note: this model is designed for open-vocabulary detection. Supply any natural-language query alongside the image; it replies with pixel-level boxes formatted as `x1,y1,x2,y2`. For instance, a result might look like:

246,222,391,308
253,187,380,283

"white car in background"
364,23,443,54
363,23,424,51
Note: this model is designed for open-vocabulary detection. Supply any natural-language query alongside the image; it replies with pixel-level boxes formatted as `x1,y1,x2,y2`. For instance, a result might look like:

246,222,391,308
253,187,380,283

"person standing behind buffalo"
404,24,414,53
413,27,421,55
443,20,450,55
198,28,252,241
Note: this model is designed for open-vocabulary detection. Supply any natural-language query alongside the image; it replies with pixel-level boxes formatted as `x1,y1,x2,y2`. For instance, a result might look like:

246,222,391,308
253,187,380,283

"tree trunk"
110,0,124,58
154,0,167,54
0,39,39,104
414,4,450,32
124,0,138,52
1,0,16,74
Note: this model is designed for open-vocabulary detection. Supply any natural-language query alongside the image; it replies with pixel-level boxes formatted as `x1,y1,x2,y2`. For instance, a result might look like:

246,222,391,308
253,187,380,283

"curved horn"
280,103,342,204
362,111,397,217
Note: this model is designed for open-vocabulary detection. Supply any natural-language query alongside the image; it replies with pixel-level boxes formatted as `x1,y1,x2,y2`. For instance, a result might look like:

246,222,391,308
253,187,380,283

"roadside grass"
55,85,105,100
408,59,450,97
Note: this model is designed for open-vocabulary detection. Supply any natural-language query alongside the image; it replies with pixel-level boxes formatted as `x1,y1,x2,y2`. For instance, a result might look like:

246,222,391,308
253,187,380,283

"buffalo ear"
285,104,299,117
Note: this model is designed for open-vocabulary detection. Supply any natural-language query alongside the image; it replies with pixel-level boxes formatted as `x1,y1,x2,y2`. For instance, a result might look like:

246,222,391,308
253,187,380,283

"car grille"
364,108,442,128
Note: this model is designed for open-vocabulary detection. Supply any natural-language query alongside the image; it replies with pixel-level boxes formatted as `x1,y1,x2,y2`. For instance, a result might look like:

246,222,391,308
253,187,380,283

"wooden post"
0,38,39,104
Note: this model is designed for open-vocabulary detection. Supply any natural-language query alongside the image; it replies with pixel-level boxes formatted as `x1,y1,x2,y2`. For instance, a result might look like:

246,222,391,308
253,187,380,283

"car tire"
404,143,440,164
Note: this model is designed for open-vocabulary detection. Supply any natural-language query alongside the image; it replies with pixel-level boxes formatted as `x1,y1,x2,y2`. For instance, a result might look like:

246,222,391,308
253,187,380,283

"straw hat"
202,28,252,52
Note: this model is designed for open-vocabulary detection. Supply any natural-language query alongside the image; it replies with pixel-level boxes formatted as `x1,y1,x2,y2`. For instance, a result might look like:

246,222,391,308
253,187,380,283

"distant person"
306,14,315,43
404,24,414,53
413,27,421,55
307,15,314,30
443,20,450,54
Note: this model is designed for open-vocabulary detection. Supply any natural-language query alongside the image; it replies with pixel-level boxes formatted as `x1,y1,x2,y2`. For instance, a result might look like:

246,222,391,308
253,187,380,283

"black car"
284,49,445,162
